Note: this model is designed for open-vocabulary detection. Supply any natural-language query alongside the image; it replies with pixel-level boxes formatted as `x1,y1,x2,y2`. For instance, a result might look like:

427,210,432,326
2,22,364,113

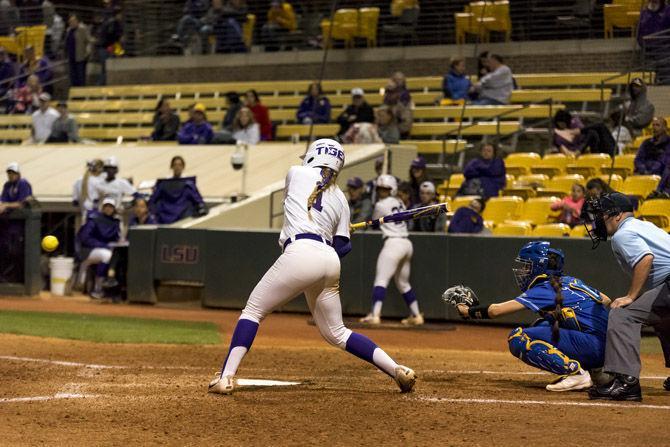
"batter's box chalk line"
415,396,670,411
0,393,98,404
236,379,302,388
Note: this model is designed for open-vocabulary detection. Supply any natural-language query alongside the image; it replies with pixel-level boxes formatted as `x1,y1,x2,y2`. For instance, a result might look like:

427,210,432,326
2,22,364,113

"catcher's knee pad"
507,327,580,376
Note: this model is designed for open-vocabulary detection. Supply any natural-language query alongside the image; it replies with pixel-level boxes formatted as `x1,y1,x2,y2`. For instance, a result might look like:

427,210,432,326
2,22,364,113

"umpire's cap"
601,192,634,214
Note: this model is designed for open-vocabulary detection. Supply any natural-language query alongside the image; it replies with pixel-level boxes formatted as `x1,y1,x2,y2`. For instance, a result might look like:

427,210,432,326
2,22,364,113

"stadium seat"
588,174,624,191
539,174,585,196
604,2,640,39
242,14,256,49
638,199,670,231
451,195,480,212
482,196,524,224
516,174,549,187
518,197,561,226
532,223,571,237
600,154,636,177
454,12,488,45
531,153,572,177
412,104,563,120
275,124,340,139
621,175,661,198
356,7,380,47
510,89,612,103
502,186,535,200
443,173,465,197
492,221,532,236
504,152,541,176
401,140,467,155
321,9,359,48
482,0,512,41
566,153,612,178
569,225,588,238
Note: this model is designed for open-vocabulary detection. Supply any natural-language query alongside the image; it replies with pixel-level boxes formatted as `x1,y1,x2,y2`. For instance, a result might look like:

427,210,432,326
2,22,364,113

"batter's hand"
610,296,634,308
456,304,469,319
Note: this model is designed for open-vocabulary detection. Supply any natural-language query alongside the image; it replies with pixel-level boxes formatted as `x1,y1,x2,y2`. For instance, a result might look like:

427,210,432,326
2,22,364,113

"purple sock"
372,286,386,303
221,318,259,373
96,263,109,277
402,289,417,306
345,332,377,363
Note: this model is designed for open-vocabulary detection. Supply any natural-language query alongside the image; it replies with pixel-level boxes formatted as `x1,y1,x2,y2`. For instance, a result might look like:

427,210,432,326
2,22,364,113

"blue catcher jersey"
514,275,608,337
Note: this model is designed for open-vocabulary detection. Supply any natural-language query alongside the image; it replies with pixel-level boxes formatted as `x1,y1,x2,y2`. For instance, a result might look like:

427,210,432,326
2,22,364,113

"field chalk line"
425,369,668,380
416,396,670,411
0,393,97,404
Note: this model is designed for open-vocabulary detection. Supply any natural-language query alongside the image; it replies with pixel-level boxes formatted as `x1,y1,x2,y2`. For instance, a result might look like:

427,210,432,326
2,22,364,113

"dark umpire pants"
604,279,670,378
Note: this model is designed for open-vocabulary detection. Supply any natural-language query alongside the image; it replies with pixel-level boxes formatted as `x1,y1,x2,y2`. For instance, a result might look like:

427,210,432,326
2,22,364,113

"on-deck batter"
208,139,417,395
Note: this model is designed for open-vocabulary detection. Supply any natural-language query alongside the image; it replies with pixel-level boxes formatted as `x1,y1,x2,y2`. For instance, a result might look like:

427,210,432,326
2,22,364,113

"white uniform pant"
241,239,352,349
78,247,112,283
373,237,413,294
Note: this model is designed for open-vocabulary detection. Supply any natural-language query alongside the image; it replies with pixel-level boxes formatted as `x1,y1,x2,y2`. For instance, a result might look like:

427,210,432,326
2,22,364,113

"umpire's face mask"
581,199,609,249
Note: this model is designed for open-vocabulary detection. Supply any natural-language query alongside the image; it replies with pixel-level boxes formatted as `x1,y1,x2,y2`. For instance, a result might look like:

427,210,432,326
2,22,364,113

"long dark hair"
547,253,563,343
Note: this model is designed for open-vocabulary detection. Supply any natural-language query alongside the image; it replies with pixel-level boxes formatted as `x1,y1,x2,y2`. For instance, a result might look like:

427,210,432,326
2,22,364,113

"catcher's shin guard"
508,327,581,376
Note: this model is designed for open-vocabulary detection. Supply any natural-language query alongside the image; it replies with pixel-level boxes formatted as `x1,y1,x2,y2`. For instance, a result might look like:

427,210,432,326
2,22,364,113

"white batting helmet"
302,138,345,172
376,174,398,196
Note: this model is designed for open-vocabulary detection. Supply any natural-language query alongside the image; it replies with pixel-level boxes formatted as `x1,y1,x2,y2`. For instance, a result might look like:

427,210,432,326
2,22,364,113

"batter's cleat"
588,374,642,401
359,314,381,325
664,377,670,391
546,369,592,392
208,374,235,395
394,366,417,393
401,313,424,326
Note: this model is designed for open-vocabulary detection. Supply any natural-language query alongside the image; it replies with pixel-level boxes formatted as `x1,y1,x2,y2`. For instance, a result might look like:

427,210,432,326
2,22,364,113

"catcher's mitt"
441,285,479,308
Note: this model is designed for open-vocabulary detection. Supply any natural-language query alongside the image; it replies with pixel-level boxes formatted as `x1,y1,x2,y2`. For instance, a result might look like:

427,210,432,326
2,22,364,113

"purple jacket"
296,96,331,124
1,178,32,202
77,212,121,249
448,207,483,234
17,57,53,88
463,157,506,198
634,135,670,175
149,177,206,224
637,6,670,46
178,121,214,144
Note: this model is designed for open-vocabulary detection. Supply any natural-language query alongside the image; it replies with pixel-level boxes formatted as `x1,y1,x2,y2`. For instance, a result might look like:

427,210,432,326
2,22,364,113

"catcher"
443,241,611,392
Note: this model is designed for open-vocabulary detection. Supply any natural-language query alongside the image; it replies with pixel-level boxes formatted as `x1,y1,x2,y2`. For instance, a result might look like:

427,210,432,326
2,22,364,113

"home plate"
236,379,301,388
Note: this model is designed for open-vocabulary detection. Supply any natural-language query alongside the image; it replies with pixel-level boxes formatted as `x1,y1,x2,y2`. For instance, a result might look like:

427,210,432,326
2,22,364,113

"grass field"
0,310,220,344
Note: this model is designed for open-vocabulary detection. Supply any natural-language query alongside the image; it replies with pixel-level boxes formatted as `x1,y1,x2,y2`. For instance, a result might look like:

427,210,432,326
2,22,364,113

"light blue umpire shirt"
611,216,670,289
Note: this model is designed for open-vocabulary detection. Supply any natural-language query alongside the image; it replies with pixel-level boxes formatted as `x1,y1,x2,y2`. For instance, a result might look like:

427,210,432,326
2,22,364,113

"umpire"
583,192,670,401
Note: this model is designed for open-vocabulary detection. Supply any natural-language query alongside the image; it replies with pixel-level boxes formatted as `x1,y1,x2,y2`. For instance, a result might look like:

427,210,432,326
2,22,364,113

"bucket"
49,257,74,296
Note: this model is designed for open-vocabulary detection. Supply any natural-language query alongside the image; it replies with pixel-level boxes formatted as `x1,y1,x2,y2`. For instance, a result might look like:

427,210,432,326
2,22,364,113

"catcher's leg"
507,326,581,376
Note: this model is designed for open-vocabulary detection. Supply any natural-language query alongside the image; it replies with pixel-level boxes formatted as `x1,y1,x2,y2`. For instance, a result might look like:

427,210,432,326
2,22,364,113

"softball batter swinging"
360,175,423,326
209,139,416,395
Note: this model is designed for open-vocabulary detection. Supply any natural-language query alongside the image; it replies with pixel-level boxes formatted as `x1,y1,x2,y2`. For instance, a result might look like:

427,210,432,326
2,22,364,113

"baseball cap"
419,181,435,194
104,156,118,168
193,103,206,113
351,87,364,97
101,197,116,208
38,92,51,102
347,177,363,188
411,156,426,169
602,192,634,213
6,161,19,173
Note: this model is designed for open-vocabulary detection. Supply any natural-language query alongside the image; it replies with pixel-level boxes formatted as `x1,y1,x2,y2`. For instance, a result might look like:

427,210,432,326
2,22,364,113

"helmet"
376,174,398,196
302,138,345,173
512,241,564,292
580,192,634,249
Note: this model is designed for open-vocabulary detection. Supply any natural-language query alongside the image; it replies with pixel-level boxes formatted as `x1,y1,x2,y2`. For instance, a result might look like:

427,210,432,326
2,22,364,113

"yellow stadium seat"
15,25,47,60
449,173,465,188
502,186,536,200
519,197,562,226
542,174,585,195
482,196,524,224
356,7,380,47
516,174,549,187
531,153,572,177
243,14,256,49
482,1,511,41
570,225,588,238
621,175,661,198
588,174,624,191
601,154,636,178
638,199,670,231
322,9,359,48
532,223,571,238
566,153,612,178
493,221,532,237
505,152,541,176
451,195,480,211
604,3,640,39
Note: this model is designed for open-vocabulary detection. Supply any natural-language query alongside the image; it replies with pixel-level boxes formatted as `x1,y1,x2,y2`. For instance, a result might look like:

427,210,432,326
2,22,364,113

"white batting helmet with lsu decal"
302,138,345,173
376,174,398,196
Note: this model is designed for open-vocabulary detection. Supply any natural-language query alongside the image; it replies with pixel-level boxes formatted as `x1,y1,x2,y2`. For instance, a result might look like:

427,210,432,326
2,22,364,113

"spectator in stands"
383,71,413,137
551,183,586,227
222,91,242,131
232,106,260,145
262,0,297,51
634,116,670,175
448,197,485,234
94,6,124,85
18,45,53,94
0,161,32,214
0,47,15,112
397,181,412,209
72,159,104,221
76,197,121,299
347,177,372,224
637,0,670,47
0,1,19,36
343,122,382,144
477,51,490,80
410,181,447,232
47,101,79,143
12,73,41,114
460,142,506,199
585,177,614,199
375,105,400,144
623,78,655,134
175,0,210,47
408,156,430,205
442,57,471,102
43,0,65,60
245,89,272,140
201,0,248,54
94,156,137,209
151,98,180,141
30,93,58,144
178,103,214,144
66,14,91,88
297,82,331,124
609,110,633,154
337,88,374,137
553,109,584,154
149,156,208,224
470,54,514,105
128,196,157,227
553,110,615,156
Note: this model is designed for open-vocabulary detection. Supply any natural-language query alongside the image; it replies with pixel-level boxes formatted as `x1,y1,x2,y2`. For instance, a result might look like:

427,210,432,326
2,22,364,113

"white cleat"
546,369,592,392
359,314,381,325
394,365,417,393
401,313,424,326
208,374,235,395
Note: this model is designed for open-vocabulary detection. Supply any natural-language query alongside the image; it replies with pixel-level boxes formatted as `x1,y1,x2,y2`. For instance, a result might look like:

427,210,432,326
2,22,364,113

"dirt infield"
0,295,668,446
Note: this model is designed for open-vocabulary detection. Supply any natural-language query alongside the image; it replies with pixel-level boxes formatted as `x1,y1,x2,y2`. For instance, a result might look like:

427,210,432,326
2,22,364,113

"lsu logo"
316,144,345,161
160,244,199,264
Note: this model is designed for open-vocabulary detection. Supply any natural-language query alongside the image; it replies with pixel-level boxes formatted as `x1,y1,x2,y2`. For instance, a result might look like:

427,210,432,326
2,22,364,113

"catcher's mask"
580,192,634,249
513,241,564,292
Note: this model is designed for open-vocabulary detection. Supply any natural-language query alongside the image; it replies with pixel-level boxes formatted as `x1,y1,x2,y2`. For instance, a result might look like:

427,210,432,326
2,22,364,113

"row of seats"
455,1,512,44
604,0,644,39
505,152,633,178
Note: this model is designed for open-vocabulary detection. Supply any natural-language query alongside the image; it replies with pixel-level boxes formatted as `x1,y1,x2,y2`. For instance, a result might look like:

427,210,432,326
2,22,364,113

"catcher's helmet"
513,241,564,292
302,138,345,172
376,174,398,195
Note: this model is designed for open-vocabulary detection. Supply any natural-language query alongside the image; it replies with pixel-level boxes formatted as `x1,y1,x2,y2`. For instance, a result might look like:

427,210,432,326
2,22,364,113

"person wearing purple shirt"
634,117,670,175
0,162,32,214
448,198,485,234
0,47,15,111
148,155,207,224
637,0,670,47
296,82,331,124
461,143,506,199
128,196,158,227
17,45,53,94
178,103,214,144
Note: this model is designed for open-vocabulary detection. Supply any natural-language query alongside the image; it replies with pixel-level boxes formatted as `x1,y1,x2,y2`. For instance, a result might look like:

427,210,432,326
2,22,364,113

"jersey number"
391,207,404,225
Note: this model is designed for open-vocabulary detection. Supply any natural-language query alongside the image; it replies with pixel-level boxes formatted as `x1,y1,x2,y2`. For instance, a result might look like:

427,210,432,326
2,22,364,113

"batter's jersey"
374,196,408,238
514,275,609,337
279,166,350,248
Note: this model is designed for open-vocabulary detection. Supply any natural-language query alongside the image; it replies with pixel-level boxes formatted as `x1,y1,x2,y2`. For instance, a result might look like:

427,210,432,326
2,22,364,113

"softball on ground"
41,235,59,252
